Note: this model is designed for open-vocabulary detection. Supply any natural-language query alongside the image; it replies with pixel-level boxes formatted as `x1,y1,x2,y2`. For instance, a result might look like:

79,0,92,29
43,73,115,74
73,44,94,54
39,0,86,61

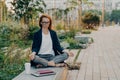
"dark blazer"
32,29,64,56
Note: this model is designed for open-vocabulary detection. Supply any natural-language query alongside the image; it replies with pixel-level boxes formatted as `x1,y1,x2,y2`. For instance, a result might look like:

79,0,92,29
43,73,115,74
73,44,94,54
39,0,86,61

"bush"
75,36,94,44
0,63,24,80
0,44,30,80
28,25,39,40
0,21,39,80
58,33,66,41
0,22,36,48
56,23,63,31
0,23,12,48
82,12,100,29
66,38,80,49
81,30,91,34
58,28,77,41
0,52,4,68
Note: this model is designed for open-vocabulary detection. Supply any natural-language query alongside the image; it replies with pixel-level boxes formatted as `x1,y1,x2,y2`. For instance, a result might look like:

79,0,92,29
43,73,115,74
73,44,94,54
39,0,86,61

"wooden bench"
12,49,80,80
12,67,68,80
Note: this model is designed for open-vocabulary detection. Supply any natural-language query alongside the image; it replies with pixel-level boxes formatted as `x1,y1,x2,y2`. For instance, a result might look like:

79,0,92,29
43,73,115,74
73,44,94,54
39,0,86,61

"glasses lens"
42,22,49,24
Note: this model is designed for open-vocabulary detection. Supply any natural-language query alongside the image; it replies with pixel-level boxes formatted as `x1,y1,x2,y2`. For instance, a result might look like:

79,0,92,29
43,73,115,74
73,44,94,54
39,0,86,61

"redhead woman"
29,14,74,67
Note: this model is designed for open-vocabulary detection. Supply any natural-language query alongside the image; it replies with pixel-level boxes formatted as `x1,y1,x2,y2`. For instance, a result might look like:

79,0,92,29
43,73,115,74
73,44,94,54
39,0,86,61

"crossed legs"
32,53,68,67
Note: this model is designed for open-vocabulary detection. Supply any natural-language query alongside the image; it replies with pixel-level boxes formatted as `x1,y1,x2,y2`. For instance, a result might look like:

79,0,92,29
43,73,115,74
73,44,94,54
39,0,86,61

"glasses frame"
41,21,50,24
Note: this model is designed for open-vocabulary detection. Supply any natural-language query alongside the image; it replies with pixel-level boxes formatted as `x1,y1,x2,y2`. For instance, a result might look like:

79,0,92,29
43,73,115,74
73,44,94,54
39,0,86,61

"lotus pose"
29,14,74,67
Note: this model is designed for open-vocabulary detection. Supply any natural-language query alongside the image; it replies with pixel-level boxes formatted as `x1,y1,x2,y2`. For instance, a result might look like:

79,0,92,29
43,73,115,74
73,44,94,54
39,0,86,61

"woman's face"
41,17,50,29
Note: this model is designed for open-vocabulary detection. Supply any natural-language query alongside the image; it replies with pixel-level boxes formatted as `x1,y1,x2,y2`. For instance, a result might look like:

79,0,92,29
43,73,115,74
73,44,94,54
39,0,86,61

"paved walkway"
76,26,120,80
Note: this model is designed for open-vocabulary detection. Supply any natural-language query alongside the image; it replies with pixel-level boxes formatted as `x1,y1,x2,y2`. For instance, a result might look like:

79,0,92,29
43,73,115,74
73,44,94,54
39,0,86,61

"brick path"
76,26,120,80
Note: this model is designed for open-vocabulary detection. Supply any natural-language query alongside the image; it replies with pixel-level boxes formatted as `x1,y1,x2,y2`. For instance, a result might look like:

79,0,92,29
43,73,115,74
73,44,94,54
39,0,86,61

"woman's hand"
29,52,36,60
63,50,74,57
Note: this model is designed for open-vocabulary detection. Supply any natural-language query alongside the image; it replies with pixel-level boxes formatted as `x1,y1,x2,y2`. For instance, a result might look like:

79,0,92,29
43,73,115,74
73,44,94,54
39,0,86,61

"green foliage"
0,63,24,80
58,28,77,40
82,10,102,16
57,29,82,49
81,29,92,34
54,0,79,20
56,23,63,31
0,52,4,68
0,22,12,48
28,25,39,40
82,12,100,29
0,44,30,80
66,37,80,49
11,0,46,25
104,11,111,22
110,10,120,24
0,22,33,48
66,30,76,38
0,21,39,80
75,37,94,44
58,33,66,41
73,48,81,63
14,40,32,49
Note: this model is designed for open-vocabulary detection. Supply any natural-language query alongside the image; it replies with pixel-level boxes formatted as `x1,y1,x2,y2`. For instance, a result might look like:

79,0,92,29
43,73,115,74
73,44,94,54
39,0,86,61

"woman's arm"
32,32,39,54
30,32,40,60
53,31,64,52
53,31,74,57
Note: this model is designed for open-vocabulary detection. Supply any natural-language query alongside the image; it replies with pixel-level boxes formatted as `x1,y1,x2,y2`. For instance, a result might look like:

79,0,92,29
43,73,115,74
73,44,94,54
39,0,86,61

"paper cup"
25,63,31,74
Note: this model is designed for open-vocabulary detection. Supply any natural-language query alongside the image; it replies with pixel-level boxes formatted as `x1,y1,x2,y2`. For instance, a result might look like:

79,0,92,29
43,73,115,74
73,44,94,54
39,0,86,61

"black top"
32,29,64,56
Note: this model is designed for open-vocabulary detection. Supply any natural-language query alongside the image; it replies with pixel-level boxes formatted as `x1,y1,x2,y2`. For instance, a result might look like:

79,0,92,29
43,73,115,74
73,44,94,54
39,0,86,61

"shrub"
82,12,100,29
66,37,80,49
0,44,30,80
75,36,94,44
81,30,91,34
28,25,39,40
66,28,76,38
58,33,66,41
56,23,63,31
58,28,77,41
0,21,37,80
0,22,34,48
0,63,24,80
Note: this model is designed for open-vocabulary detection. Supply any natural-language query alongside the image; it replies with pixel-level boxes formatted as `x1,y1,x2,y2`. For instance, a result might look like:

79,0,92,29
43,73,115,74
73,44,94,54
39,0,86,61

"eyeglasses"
41,21,50,24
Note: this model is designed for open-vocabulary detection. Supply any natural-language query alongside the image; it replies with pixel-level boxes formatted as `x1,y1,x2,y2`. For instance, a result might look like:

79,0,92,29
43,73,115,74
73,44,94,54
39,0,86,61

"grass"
73,48,81,64
0,43,30,80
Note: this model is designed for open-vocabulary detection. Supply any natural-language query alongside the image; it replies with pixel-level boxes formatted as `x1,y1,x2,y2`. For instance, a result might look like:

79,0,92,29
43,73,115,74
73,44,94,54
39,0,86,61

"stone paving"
76,26,120,80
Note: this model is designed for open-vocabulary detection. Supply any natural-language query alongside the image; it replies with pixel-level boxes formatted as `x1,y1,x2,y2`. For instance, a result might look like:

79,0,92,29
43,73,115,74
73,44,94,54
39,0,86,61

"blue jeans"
32,52,68,67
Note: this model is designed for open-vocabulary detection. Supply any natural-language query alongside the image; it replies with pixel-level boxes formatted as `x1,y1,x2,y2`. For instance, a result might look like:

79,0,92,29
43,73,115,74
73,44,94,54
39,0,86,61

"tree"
104,12,110,22
50,0,78,30
11,0,46,26
82,12,100,29
110,10,120,24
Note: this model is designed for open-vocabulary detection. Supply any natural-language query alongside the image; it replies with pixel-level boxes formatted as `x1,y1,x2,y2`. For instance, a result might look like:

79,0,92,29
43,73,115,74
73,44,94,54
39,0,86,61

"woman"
29,14,74,67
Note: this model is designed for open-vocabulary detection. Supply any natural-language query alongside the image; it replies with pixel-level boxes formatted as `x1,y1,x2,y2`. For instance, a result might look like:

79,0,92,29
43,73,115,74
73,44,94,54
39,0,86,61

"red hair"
39,14,52,30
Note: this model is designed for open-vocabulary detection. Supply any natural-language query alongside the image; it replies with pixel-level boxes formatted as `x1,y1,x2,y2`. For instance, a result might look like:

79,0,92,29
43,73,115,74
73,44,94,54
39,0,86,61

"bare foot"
48,61,55,66
55,63,65,67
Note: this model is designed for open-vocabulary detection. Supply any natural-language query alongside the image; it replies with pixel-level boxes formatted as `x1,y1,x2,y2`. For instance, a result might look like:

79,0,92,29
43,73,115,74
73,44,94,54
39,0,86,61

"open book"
31,70,56,77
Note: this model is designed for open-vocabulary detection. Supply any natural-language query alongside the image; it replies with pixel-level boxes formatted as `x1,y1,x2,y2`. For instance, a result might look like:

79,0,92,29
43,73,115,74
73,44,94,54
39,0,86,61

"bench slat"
12,67,63,80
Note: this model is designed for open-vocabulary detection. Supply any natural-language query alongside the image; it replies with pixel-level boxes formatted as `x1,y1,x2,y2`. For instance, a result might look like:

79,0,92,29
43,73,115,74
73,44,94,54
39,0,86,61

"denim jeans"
32,52,68,67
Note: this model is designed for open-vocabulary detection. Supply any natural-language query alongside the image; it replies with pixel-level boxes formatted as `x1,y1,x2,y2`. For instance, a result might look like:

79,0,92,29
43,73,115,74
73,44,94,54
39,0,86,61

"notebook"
31,70,56,77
